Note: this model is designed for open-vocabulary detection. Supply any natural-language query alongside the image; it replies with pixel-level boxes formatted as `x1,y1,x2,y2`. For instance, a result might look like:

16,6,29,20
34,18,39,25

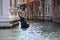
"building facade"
10,0,19,19
27,0,41,20
43,0,60,22
17,0,60,22
41,0,53,21
17,0,42,20
52,0,60,22
0,0,19,27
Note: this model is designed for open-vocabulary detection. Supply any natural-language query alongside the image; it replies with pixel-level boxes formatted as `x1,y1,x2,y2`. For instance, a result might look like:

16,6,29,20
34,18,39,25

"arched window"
29,2,34,10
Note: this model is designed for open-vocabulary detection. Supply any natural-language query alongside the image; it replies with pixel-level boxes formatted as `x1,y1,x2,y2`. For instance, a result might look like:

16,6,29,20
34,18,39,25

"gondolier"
18,11,29,28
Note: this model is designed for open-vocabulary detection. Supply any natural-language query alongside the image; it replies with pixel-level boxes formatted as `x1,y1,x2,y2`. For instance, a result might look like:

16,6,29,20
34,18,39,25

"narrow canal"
0,20,60,40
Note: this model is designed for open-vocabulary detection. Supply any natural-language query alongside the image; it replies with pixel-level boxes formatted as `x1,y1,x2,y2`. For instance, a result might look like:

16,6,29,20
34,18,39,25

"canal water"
0,21,60,40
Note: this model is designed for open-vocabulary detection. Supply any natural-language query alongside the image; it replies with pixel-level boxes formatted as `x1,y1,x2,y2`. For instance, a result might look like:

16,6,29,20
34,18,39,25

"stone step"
0,20,19,28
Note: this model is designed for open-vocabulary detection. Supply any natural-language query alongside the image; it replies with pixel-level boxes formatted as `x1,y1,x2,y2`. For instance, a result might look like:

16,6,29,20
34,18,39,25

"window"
37,0,40,6
57,0,60,6
23,0,25,2
14,0,16,7
54,0,55,7
20,4,27,11
29,2,34,10
10,0,12,7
